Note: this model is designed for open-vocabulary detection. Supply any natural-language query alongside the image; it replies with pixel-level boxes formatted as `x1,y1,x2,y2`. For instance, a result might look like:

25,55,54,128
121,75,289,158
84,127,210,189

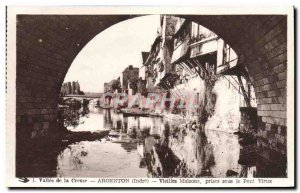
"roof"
122,65,139,73
151,36,162,52
141,52,150,64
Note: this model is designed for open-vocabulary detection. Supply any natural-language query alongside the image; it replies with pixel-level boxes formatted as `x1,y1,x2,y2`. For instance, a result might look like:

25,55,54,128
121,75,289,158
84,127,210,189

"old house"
120,65,139,94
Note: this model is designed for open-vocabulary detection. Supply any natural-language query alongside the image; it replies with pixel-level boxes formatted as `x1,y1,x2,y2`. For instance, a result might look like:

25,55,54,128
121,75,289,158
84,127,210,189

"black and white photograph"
5,6,294,188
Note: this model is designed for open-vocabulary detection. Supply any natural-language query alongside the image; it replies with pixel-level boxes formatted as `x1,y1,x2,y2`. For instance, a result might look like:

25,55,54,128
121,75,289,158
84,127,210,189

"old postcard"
6,6,295,188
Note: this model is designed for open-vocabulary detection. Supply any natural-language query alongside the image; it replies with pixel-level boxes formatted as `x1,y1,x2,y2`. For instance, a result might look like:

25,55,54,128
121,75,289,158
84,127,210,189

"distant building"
120,65,139,94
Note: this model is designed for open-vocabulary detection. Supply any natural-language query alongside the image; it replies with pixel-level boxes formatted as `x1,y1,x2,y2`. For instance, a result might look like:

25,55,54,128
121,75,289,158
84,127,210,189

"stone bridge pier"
16,14,288,164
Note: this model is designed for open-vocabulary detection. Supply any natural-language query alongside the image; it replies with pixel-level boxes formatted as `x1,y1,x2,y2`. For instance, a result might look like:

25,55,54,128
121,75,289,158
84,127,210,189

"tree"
111,79,121,92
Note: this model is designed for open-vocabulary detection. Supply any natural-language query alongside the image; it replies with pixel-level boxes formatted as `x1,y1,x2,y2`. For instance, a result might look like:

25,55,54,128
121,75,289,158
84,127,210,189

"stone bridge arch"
16,14,288,157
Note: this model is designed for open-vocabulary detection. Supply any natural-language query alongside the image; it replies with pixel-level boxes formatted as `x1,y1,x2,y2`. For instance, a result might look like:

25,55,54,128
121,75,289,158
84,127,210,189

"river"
55,103,273,178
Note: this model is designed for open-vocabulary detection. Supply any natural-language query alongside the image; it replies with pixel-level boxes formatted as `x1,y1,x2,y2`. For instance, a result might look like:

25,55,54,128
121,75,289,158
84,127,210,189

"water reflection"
57,140,147,178
57,104,281,178
62,102,90,129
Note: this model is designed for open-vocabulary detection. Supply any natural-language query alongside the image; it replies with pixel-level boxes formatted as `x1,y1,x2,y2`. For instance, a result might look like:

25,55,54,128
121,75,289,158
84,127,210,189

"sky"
64,15,160,93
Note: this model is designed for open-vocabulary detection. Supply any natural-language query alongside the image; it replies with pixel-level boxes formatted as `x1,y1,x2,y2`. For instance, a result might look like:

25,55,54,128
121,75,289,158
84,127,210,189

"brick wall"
16,15,288,160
